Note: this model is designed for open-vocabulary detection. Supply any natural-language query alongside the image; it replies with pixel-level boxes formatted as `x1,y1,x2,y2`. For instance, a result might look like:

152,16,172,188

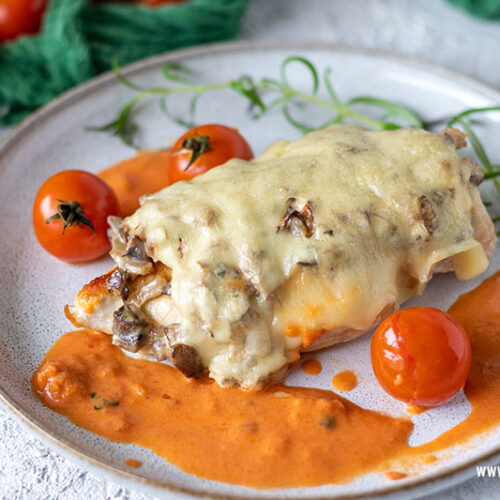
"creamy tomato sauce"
98,150,171,217
32,271,500,488
32,330,412,487
300,358,322,375
409,271,500,455
331,370,358,392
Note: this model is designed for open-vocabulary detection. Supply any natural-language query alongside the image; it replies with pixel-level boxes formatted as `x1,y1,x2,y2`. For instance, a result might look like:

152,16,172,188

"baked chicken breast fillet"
66,125,497,389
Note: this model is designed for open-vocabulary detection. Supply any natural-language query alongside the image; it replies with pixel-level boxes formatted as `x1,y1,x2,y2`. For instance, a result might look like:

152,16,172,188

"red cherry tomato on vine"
371,307,471,407
169,124,253,183
0,0,47,42
33,170,120,263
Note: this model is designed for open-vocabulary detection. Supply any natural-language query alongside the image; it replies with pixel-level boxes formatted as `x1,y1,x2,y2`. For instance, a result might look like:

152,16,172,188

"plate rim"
2,39,500,499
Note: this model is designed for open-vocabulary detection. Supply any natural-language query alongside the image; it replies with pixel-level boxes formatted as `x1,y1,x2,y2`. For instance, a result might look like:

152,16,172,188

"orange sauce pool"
98,150,172,217
32,330,412,488
300,358,322,375
32,271,500,488
331,370,358,392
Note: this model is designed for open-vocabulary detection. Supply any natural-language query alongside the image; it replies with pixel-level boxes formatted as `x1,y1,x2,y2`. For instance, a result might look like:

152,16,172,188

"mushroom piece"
112,305,148,353
106,268,126,296
112,234,154,276
107,215,126,244
419,195,438,236
126,274,168,308
170,344,204,378
277,198,315,238
147,328,170,362
468,160,485,186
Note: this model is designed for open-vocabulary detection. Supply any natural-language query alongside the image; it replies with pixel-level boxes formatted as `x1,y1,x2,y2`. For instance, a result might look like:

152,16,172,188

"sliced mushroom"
171,344,204,378
107,215,126,244
124,235,150,261
164,324,181,345
419,195,438,236
112,305,148,353
114,235,154,276
147,328,169,361
466,159,484,186
107,268,126,296
277,198,315,238
126,274,168,308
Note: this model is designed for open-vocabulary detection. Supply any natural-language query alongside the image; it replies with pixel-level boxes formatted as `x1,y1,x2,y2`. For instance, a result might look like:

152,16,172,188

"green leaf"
282,104,314,134
230,76,266,112
162,62,192,84
454,116,500,193
281,56,319,95
159,98,196,129
484,170,500,180
323,67,340,104
448,106,500,126
454,117,492,170
348,96,424,128
111,60,144,92
382,122,401,130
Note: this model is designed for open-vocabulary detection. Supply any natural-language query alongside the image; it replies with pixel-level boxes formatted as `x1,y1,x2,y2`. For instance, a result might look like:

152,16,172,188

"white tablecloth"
2,0,500,498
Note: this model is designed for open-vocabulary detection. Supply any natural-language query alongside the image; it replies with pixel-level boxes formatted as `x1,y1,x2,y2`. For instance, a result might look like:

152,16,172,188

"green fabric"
447,0,500,19
0,0,248,125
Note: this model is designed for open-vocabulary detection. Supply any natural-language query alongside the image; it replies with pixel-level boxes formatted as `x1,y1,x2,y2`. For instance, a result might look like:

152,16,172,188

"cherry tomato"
0,0,47,42
140,0,185,6
33,170,120,263
169,124,253,183
371,307,471,407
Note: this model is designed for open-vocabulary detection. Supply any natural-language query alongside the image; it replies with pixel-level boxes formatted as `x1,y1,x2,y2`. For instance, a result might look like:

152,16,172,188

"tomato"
169,124,253,183
0,0,47,42
33,170,120,263
371,307,471,407
140,0,185,6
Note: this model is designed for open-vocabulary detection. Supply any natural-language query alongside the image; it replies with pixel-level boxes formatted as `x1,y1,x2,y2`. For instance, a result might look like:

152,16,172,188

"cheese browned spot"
67,125,496,389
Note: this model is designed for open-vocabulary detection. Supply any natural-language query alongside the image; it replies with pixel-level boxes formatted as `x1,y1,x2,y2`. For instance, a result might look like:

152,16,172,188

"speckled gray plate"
1,42,500,499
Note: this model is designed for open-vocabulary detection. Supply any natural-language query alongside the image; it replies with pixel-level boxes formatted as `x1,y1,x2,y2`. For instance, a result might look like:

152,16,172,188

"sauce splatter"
331,370,358,392
301,359,322,375
98,150,171,216
32,330,412,488
124,459,142,468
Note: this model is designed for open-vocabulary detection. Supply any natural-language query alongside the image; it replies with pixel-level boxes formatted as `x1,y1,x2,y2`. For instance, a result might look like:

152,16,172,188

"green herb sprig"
92,56,500,232
91,57,425,147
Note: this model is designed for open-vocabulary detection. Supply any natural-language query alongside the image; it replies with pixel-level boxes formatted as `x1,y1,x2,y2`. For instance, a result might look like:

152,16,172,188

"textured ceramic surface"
1,43,500,499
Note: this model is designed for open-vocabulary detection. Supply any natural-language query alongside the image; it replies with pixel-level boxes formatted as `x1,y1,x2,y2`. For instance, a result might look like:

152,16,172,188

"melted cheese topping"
121,125,490,388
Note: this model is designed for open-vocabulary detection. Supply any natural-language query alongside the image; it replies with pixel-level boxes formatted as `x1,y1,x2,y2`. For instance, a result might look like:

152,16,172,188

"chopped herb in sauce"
320,415,337,430
90,392,120,410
